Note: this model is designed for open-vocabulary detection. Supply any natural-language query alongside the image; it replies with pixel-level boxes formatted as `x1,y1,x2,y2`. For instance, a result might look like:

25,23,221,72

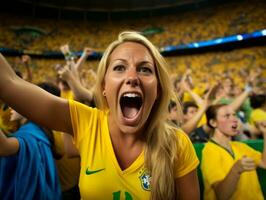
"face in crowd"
94,32,174,136
208,105,239,137
103,42,158,135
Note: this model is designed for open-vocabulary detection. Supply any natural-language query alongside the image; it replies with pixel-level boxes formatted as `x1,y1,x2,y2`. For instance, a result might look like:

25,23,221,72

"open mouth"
120,92,143,119
231,124,239,133
231,124,238,130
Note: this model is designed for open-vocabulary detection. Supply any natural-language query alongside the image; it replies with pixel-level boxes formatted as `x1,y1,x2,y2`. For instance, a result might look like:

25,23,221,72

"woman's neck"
212,129,231,150
107,114,145,170
107,113,145,144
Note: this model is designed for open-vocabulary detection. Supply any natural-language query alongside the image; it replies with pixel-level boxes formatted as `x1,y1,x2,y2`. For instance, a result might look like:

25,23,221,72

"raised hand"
180,79,191,92
206,84,220,103
83,47,93,56
60,44,71,55
57,65,74,81
21,55,31,65
234,156,257,174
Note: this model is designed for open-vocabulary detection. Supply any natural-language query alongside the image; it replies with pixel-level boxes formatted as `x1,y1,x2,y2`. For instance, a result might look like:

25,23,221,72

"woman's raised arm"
0,54,73,134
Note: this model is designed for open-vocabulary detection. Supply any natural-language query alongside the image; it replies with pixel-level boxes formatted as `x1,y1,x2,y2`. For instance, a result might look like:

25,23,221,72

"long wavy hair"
94,31,182,200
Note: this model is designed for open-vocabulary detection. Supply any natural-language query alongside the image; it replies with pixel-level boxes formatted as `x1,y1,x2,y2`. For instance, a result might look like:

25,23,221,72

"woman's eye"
138,66,153,74
113,65,125,71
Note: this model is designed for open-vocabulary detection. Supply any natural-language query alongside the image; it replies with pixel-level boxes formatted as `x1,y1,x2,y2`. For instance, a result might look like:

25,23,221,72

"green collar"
210,139,235,159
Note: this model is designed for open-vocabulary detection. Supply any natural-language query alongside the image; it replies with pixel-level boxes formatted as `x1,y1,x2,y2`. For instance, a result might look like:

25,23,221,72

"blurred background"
0,0,265,85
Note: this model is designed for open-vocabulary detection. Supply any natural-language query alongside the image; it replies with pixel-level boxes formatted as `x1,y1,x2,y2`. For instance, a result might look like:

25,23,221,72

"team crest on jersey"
138,168,151,191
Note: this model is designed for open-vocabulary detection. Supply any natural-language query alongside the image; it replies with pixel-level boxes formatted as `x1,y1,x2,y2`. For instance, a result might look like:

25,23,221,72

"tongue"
123,106,138,119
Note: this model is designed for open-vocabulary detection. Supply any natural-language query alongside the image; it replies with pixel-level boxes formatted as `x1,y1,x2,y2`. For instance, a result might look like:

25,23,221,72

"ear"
102,80,106,95
209,119,217,128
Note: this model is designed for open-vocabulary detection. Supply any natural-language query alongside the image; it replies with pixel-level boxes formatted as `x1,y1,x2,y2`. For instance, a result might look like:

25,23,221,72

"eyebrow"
109,59,126,65
138,61,154,66
110,59,154,66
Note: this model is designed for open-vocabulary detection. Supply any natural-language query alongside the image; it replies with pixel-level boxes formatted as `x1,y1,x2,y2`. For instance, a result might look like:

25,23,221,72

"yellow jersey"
69,100,199,200
61,90,74,100
201,141,263,200
249,108,266,126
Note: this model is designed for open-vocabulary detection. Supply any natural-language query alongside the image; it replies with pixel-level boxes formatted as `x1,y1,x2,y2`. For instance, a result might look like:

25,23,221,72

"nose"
126,68,139,87
232,115,238,122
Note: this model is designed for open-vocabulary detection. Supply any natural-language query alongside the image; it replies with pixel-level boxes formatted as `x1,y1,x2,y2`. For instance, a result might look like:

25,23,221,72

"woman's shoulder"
174,128,199,177
68,99,104,115
69,99,96,110
201,141,219,154
175,128,195,152
175,128,191,143
231,141,252,149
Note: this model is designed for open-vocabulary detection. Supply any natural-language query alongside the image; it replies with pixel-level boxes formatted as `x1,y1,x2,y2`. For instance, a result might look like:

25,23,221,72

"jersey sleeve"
175,130,199,178
68,99,100,150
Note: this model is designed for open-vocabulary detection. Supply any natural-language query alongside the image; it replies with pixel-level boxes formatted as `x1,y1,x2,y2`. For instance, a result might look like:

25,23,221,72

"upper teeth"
123,93,140,98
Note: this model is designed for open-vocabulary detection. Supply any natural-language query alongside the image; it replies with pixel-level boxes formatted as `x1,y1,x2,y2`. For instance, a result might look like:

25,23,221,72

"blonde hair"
94,31,182,200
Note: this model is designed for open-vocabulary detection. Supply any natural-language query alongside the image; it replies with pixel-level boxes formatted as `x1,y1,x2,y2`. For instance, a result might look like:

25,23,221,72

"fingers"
57,65,70,79
180,80,189,91
54,64,62,71
21,55,31,63
59,65,69,73
84,47,92,53
60,44,70,54
66,60,75,70
209,84,220,100
241,156,256,171
185,69,192,76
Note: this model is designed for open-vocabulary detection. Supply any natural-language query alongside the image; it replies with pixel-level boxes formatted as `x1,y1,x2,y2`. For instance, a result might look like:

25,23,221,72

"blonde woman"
0,31,199,200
